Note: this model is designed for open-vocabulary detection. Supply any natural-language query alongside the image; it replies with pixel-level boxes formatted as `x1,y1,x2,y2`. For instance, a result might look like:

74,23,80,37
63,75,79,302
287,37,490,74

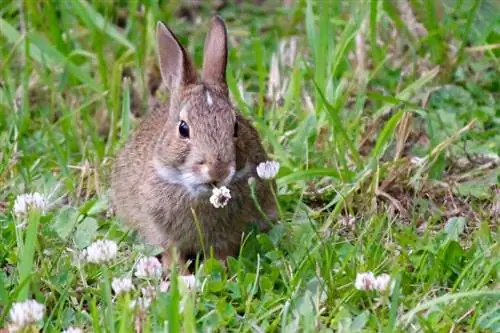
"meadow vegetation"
0,0,499,332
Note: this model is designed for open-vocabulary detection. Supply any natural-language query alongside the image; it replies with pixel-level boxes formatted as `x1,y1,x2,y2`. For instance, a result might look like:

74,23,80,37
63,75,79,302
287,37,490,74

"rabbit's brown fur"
110,16,277,272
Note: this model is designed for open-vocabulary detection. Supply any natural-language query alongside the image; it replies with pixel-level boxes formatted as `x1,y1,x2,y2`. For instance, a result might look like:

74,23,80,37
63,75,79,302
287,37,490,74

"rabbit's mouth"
153,158,227,197
153,158,254,197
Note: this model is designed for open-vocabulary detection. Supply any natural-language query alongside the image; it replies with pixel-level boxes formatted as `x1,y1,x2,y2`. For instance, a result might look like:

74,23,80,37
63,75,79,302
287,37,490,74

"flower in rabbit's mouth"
209,186,231,208
256,160,280,180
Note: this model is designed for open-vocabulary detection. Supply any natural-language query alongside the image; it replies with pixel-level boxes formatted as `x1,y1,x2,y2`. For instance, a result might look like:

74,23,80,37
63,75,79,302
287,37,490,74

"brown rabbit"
110,16,278,273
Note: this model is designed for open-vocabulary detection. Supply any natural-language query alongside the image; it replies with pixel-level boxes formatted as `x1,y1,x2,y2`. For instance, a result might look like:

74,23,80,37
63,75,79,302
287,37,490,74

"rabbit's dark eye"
179,120,190,138
234,122,238,137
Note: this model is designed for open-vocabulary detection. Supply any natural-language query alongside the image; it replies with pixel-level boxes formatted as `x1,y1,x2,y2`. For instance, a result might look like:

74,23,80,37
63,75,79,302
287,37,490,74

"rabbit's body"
110,16,277,271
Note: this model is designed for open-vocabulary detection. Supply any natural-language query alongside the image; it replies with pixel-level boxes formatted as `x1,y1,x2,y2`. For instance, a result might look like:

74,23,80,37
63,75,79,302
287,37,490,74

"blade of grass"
331,16,363,81
90,296,102,333
375,67,439,117
313,81,362,168
226,65,247,111
0,273,7,307
369,0,383,63
422,0,446,63
411,120,476,187
397,289,500,329
182,292,196,333
277,168,345,186
253,118,293,170
44,119,74,191
384,273,401,333
368,108,405,161
102,266,115,333
0,19,101,91
366,92,423,110
17,210,41,300
42,277,73,333
252,38,266,118
70,0,135,50
382,1,416,46
454,0,481,66
168,263,181,333
0,273,33,323
106,49,134,155
316,0,332,100
320,167,373,231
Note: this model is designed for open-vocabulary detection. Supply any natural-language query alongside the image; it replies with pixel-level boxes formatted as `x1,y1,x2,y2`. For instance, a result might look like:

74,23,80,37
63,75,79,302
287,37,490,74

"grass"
1,0,499,332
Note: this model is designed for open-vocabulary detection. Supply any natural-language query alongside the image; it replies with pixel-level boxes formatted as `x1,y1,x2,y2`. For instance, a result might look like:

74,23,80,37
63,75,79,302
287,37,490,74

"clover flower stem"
17,210,41,300
269,182,282,219
101,266,115,333
248,179,273,229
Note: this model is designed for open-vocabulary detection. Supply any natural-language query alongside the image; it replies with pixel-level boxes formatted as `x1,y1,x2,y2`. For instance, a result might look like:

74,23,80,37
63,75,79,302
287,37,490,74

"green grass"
1,0,499,332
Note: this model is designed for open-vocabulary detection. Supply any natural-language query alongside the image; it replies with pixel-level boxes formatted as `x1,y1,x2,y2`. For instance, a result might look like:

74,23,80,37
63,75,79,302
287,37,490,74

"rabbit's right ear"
201,16,228,89
156,22,197,90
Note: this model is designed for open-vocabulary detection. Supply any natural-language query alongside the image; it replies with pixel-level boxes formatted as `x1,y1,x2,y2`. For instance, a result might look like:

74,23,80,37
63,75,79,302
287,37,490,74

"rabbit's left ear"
156,21,197,91
201,16,228,89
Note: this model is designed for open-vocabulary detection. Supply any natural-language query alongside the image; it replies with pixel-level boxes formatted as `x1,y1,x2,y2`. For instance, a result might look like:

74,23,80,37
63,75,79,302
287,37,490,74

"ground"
0,0,499,332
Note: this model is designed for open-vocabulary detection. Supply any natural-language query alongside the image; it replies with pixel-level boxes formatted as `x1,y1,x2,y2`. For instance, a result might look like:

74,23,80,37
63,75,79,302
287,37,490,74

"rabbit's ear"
156,22,197,90
201,16,228,89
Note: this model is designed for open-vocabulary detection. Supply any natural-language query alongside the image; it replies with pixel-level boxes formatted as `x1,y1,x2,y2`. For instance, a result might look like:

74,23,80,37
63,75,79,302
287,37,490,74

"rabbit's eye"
234,122,238,137
179,120,190,138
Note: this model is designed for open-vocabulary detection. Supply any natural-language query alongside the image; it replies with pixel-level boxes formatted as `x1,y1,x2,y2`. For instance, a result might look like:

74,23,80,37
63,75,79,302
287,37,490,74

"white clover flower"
159,275,196,292
128,285,159,310
374,273,392,293
8,299,45,332
354,272,377,291
256,160,280,180
62,327,83,333
209,186,231,208
13,192,48,217
82,240,118,264
141,285,158,299
159,281,170,293
134,256,162,279
410,156,425,167
339,215,356,228
111,277,134,295
179,274,196,289
355,272,393,293
129,297,152,310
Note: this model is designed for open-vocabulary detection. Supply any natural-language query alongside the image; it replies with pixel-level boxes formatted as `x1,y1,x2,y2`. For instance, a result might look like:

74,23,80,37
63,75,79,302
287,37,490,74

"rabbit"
109,15,278,274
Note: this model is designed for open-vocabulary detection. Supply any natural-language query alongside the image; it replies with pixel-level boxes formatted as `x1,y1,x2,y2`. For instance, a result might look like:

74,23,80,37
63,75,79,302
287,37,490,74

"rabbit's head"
152,16,241,197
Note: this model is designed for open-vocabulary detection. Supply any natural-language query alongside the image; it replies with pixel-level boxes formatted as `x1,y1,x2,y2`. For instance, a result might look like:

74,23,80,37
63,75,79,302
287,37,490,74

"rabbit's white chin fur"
152,158,251,197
